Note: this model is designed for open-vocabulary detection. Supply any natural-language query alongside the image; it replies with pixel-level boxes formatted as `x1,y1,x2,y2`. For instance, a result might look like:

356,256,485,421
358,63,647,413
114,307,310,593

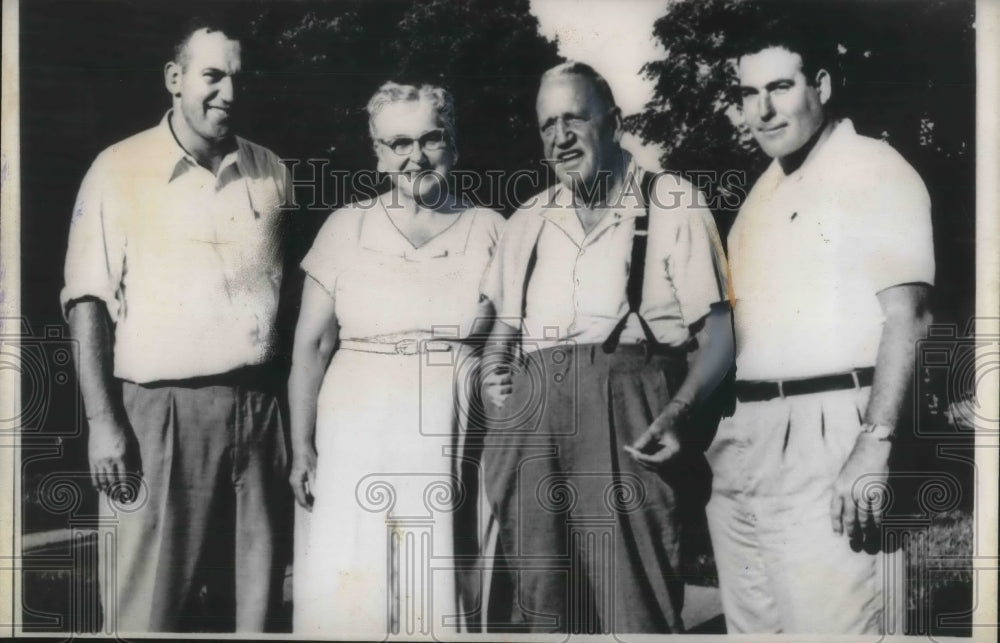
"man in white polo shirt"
705,27,935,633
61,16,291,632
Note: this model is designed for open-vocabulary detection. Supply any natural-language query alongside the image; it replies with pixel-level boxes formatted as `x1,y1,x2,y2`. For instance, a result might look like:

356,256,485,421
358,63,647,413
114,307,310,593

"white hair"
365,81,457,150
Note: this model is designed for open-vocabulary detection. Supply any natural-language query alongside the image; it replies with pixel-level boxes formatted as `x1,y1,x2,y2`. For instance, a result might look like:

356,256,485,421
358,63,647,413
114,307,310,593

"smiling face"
372,98,456,205
536,74,622,193
738,46,830,161
166,29,242,147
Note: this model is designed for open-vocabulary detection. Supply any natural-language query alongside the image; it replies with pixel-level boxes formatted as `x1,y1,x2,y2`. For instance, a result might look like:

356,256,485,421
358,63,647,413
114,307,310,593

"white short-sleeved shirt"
481,156,730,352
302,198,505,341
728,119,935,381
60,112,289,383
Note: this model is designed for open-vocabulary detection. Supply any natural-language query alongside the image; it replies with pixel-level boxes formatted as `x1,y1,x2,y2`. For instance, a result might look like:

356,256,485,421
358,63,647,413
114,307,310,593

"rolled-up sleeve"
647,174,730,328
60,153,126,321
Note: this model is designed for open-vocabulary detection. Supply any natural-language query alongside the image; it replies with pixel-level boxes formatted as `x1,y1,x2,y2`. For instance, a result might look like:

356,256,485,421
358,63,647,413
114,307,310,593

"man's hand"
88,413,136,495
828,283,929,543
829,433,892,539
70,300,139,499
625,399,691,468
481,365,513,410
290,445,317,511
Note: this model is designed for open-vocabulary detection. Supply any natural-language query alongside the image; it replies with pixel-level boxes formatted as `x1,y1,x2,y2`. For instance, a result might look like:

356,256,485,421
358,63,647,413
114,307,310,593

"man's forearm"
865,285,933,428
67,299,123,422
676,305,734,406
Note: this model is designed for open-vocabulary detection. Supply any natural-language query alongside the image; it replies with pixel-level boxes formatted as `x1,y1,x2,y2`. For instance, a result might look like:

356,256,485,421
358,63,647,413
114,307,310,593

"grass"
905,509,974,636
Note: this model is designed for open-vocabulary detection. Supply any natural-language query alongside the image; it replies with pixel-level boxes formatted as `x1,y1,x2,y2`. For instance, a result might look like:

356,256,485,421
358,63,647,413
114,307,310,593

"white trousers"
704,387,906,634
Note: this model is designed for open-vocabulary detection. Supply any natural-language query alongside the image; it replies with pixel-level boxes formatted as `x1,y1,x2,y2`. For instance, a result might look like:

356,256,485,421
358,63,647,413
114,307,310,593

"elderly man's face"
373,99,455,205
175,29,242,145
738,46,828,161
536,75,621,192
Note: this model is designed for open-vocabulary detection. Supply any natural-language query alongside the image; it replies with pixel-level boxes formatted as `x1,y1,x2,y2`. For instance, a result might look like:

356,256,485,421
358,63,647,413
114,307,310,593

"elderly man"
479,61,733,633
705,28,935,633
61,17,290,632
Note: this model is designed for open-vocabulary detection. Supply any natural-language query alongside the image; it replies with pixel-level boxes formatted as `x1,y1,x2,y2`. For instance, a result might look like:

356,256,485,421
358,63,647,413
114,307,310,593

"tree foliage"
241,0,561,216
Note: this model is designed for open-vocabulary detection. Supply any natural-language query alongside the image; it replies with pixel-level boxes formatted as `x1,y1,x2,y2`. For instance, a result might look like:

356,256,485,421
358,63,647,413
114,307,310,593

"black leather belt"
735,367,874,403
136,363,286,392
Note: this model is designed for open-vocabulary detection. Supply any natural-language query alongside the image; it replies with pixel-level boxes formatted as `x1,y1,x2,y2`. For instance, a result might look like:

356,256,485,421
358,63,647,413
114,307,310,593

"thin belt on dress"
338,337,458,356
735,367,875,403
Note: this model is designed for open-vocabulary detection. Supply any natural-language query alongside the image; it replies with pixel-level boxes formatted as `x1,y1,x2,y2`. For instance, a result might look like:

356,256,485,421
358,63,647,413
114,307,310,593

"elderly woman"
289,82,504,636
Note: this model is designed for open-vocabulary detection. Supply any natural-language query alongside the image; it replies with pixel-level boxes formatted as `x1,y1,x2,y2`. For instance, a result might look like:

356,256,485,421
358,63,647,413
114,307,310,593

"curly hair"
365,82,457,152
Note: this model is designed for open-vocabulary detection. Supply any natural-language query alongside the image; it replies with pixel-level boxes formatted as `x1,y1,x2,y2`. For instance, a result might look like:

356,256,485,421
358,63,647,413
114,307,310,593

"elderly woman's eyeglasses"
378,129,449,156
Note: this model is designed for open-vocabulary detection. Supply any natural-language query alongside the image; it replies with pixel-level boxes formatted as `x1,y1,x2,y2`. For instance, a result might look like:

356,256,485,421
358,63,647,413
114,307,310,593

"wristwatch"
860,422,895,441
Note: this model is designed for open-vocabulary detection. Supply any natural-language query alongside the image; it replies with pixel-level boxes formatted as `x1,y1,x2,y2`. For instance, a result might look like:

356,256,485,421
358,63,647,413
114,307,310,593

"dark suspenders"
521,170,663,352
602,170,659,353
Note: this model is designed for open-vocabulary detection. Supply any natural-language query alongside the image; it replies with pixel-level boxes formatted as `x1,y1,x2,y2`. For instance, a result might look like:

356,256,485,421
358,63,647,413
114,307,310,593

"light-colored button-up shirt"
61,112,289,383
481,155,730,352
728,119,935,381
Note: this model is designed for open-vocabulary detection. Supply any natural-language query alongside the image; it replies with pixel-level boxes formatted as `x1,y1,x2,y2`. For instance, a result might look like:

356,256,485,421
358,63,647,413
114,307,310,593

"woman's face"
372,99,455,206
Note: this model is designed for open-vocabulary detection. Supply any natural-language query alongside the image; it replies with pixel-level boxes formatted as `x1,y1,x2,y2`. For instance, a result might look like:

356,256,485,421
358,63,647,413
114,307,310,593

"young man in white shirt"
708,28,934,634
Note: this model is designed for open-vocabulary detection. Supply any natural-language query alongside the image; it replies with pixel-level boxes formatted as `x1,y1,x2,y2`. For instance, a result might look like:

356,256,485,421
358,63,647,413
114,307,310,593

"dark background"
17,0,977,634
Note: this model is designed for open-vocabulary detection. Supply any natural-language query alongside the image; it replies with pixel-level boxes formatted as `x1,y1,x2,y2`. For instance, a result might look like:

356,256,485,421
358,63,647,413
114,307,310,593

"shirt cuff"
60,285,119,323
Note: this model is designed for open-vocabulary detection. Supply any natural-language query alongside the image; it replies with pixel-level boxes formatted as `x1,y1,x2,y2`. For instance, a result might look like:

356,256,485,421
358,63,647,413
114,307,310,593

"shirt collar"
156,111,241,183
765,118,856,185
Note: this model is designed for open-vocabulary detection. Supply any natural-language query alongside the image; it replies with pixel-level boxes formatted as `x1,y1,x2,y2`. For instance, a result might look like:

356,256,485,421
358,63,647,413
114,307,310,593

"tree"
242,0,562,217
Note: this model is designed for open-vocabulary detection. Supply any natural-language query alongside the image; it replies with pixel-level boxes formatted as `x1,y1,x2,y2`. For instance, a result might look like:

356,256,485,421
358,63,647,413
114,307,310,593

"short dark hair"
727,6,843,117
728,8,838,82
540,61,618,112
172,13,246,68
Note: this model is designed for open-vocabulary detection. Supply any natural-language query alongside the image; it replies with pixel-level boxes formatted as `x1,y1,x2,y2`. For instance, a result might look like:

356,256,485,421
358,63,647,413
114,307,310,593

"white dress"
293,198,504,638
